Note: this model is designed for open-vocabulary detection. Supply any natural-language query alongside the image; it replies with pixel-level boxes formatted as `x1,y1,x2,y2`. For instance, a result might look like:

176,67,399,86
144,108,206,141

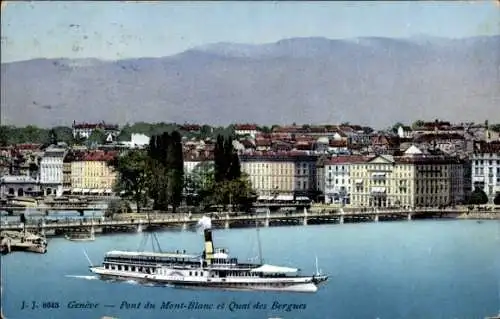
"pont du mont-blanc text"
21,300,307,312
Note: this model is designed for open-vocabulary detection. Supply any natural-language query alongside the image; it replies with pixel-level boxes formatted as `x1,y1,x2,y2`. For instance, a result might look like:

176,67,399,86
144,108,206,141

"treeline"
0,126,74,146
0,122,238,146
110,131,256,213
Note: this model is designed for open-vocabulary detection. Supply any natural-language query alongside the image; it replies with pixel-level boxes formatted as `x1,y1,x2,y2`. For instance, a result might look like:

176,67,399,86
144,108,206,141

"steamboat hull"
90,267,326,293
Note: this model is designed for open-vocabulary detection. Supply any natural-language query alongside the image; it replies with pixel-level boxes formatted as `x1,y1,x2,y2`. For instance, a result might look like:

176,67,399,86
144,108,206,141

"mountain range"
1,35,499,128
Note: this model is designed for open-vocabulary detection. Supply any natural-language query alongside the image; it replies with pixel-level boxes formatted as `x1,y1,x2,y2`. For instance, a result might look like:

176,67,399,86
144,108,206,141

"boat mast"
255,213,263,264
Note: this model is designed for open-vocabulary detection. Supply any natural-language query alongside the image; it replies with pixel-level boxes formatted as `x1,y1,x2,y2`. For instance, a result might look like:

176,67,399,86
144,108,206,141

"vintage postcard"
1,1,499,319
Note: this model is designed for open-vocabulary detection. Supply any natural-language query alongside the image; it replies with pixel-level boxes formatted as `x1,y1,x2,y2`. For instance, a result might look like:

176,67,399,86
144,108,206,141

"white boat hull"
89,266,324,293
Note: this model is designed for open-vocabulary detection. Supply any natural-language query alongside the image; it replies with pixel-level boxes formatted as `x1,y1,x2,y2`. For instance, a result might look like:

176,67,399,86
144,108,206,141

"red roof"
83,151,118,161
234,124,258,131
73,122,119,130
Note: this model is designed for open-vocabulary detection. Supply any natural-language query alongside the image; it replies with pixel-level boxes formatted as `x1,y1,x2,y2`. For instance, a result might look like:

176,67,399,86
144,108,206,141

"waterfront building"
240,152,318,199
322,156,366,205
39,147,67,197
349,146,464,208
0,175,40,197
471,141,500,201
70,151,117,195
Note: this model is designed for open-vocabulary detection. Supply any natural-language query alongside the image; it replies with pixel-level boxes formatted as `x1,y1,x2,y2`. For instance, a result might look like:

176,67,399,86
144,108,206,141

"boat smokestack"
204,229,214,262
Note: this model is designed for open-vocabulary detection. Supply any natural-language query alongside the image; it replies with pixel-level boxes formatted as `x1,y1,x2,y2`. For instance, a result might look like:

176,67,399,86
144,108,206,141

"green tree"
468,188,489,205
490,124,500,133
52,126,75,145
186,162,215,207
88,129,106,145
412,120,425,129
105,199,132,218
391,122,404,134
493,193,500,205
117,124,132,142
147,131,184,212
48,128,58,146
108,150,149,214
0,126,8,146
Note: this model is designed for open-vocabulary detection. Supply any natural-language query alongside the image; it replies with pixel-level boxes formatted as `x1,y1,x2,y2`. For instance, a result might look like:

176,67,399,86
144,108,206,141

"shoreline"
2,213,498,242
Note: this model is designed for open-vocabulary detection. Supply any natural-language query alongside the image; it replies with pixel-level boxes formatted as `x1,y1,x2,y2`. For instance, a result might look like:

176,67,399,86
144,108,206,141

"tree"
490,124,500,133
391,122,404,134
494,193,500,205
147,131,184,212
47,128,58,146
412,120,425,129
166,131,184,213
468,188,489,205
211,134,254,209
88,129,106,146
105,199,132,218
109,150,149,214
52,126,75,145
0,126,8,147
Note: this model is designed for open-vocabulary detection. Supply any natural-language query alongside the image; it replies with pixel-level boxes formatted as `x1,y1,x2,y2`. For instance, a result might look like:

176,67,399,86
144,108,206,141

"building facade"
39,147,66,197
71,151,117,194
349,148,464,208
0,175,40,197
72,121,120,139
471,141,500,201
322,156,366,205
240,152,318,199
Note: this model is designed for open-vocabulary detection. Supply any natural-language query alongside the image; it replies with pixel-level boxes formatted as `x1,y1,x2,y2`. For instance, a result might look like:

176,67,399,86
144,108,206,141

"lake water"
1,220,499,319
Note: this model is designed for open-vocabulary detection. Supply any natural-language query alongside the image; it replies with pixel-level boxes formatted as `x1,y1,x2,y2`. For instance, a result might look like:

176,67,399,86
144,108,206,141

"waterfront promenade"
1,207,498,235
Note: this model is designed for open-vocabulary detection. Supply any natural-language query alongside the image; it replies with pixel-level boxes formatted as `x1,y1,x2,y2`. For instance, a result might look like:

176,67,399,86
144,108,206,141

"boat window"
189,271,192,276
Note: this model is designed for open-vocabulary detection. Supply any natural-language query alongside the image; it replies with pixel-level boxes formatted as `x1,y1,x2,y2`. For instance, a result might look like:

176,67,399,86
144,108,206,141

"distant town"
1,119,500,210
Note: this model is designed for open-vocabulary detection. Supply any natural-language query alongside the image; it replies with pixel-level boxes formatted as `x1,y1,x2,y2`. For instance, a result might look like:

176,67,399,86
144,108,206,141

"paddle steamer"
89,228,327,292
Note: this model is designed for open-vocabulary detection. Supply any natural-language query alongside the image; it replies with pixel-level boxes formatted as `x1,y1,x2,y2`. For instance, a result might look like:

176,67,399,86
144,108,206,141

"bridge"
2,207,493,235
0,201,311,216
0,203,106,215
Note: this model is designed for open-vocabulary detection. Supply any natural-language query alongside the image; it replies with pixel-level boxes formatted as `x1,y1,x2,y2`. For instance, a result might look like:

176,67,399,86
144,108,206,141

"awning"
90,189,99,194
296,196,310,201
105,189,113,193
276,195,294,201
355,179,363,184
250,264,298,274
82,189,90,193
72,188,82,193
98,189,105,194
257,195,273,201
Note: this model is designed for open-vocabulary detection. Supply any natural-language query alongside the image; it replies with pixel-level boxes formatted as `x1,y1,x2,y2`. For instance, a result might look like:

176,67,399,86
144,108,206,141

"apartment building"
321,156,366,205
71,151,117,194
239,152,318,199
349,146,464,208
39,147,67,197
471,141,500,201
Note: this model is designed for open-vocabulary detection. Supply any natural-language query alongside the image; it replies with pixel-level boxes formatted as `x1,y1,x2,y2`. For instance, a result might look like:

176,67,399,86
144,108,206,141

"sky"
1,1,499,63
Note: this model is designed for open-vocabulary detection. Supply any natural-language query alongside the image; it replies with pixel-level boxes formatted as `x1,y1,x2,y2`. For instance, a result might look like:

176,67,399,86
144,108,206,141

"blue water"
2,220,499,319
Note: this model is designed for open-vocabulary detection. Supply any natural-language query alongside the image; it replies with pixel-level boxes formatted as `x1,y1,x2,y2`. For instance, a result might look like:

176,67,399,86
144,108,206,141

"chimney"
203,229,214,264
